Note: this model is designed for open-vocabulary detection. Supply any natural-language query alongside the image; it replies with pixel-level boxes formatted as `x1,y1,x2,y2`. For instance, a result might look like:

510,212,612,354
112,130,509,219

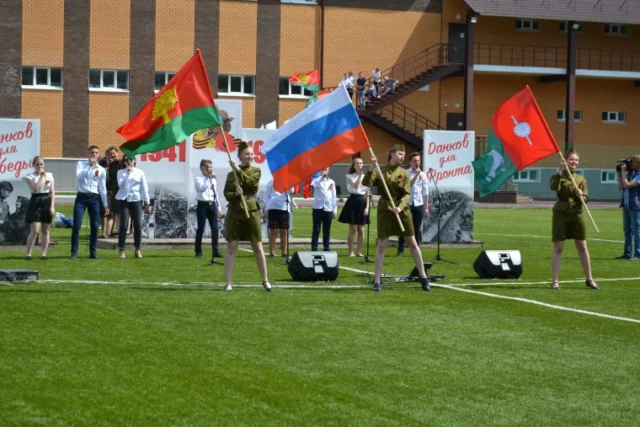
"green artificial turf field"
1,206,639,426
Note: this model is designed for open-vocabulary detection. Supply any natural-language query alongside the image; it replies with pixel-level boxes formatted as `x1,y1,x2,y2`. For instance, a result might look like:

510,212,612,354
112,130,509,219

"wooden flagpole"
368,147,405,232
556,151,599,233
220,129,250,218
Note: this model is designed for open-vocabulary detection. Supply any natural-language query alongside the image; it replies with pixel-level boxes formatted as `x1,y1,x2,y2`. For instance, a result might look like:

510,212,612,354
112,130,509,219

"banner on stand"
422,130,475,243
0,119,40,244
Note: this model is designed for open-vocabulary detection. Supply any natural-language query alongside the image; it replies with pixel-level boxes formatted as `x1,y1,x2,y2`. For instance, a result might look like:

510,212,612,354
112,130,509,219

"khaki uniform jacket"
363,164,414,238
224,165,262,242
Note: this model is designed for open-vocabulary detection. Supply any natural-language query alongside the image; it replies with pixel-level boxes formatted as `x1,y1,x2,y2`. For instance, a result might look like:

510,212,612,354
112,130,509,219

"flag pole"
525,86,598,233
220,130,250,218
368,147,405,232
557,151,599,233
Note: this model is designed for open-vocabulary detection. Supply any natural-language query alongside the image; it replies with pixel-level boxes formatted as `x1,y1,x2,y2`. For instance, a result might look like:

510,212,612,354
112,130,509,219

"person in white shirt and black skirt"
338,158,369,257
71,145,109,259
397,152,430,257
263,178,294,258
115,155,151,259
194,159,223,261
311,167,337,252
23,156,55,260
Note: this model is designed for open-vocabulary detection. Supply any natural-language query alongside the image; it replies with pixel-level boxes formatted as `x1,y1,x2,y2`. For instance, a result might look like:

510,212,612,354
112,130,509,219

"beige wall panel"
90,0,131,69
88,93,130,153
323,8,441,89
442,0,469,42
21,91,64,157
22,0,65,67
278,98,307,127
280,5,321,76
219,1,257,75
155,0,195,72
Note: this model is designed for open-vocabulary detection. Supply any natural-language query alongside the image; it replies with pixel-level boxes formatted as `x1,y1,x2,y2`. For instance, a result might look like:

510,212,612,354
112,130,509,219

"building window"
512,169,540,183
154,71,176,91
218,74,255,95
601,111,626,123
89,69,129,91
21,66,63,88
601,170,617,184
559,21,583,33
556,110,583,122
515,19,540,31
278,77,314,97
604,23,628,35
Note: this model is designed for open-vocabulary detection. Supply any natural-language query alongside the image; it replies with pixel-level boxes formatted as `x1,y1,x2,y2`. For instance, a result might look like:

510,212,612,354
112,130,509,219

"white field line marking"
481,232,623,244
24,279,366,289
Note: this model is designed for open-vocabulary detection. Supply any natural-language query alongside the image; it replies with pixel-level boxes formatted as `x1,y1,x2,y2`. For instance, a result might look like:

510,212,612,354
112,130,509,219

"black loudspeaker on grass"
288,251,339,282
473,250,523,279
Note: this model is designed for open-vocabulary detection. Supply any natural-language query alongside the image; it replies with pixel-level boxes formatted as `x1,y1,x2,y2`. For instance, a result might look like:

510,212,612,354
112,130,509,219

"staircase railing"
367,43,462,89
375,102,442,137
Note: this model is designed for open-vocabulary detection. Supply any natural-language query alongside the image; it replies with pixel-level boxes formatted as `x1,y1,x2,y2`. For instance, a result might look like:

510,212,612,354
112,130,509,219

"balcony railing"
474,43,640,72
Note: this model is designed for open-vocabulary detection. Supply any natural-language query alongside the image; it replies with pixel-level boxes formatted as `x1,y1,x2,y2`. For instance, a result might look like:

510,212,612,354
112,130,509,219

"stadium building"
1,0,639,199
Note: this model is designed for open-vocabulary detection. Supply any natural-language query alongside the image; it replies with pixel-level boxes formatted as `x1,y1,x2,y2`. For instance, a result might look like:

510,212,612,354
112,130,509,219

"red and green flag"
117,49,220,157
473,86,560,197
290,69,320,106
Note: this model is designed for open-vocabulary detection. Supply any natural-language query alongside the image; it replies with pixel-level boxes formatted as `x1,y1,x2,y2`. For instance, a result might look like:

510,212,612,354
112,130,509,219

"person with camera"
115,155,151,259
616,155,640,260
23,156,55,260
194,159,224,261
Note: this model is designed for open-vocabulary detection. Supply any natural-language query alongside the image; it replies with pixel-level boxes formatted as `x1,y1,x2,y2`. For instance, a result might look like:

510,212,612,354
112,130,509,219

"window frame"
512,169,541,183
601,111,626,124
88,69,129,92
556,109,583,123
515,18,540,32
21,66,64,89
154,71,176,92
601,169,618,184
604,23,628,36
278,76,314,98
217,74,256,96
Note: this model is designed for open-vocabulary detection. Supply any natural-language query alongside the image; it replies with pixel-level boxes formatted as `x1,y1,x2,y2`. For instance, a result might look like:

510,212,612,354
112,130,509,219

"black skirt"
26,193,53,224
268,209,290,229
338,194,369,226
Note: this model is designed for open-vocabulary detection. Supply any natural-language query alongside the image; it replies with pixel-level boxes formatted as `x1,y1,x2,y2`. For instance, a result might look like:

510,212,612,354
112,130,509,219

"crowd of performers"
20,141,608,292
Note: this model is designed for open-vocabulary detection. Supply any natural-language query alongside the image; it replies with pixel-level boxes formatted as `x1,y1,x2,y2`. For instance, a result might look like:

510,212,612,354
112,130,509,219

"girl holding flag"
363,144,430,292
224,139,272,292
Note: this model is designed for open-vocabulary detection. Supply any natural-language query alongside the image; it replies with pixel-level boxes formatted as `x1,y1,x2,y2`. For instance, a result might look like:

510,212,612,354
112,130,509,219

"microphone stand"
281,191,291,265
429,170,458,265
359,191,375,265
210,175,222,266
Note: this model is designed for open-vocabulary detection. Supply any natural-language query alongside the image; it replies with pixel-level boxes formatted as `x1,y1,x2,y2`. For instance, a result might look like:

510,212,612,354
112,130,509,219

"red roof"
464,0,640,25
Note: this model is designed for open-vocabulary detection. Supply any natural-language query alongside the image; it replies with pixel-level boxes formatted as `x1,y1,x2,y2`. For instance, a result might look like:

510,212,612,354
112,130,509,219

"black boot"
419,277,431,292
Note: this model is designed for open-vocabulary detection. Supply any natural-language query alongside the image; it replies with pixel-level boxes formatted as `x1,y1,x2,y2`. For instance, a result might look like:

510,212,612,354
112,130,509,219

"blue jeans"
398,205,425,253
71,192,101,256
312,209,333,251
195,201,219,255
622,208,640,257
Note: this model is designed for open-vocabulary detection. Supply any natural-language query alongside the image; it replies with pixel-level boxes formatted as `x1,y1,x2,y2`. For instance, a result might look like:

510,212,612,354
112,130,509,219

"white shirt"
341,76,355,89
312,176,337,213
408,168,429,207
76,160,108,207
24,172,54,194
345,173,367,196
372,69,382,82
115,168,150,205
194,173,219,204
264,180,293,212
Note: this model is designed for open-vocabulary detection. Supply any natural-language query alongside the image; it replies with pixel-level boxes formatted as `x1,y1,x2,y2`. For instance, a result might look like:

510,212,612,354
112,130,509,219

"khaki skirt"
378,207,414,239
225,209,262,242
552,210,586,241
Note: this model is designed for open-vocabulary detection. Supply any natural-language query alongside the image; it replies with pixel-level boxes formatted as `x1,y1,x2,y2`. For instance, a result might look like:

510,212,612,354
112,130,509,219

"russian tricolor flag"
263,85,371,193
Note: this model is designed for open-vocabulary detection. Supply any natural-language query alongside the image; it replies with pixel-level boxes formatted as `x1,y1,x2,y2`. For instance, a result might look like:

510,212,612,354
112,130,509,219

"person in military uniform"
550,149,599,290
223,139,272,292
363,144,430,292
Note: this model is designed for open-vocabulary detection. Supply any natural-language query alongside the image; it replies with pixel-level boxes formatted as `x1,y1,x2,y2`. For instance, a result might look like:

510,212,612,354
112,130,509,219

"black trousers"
398,204,425,253
195,201,219,255
311,209,333,251
118,200,143,250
